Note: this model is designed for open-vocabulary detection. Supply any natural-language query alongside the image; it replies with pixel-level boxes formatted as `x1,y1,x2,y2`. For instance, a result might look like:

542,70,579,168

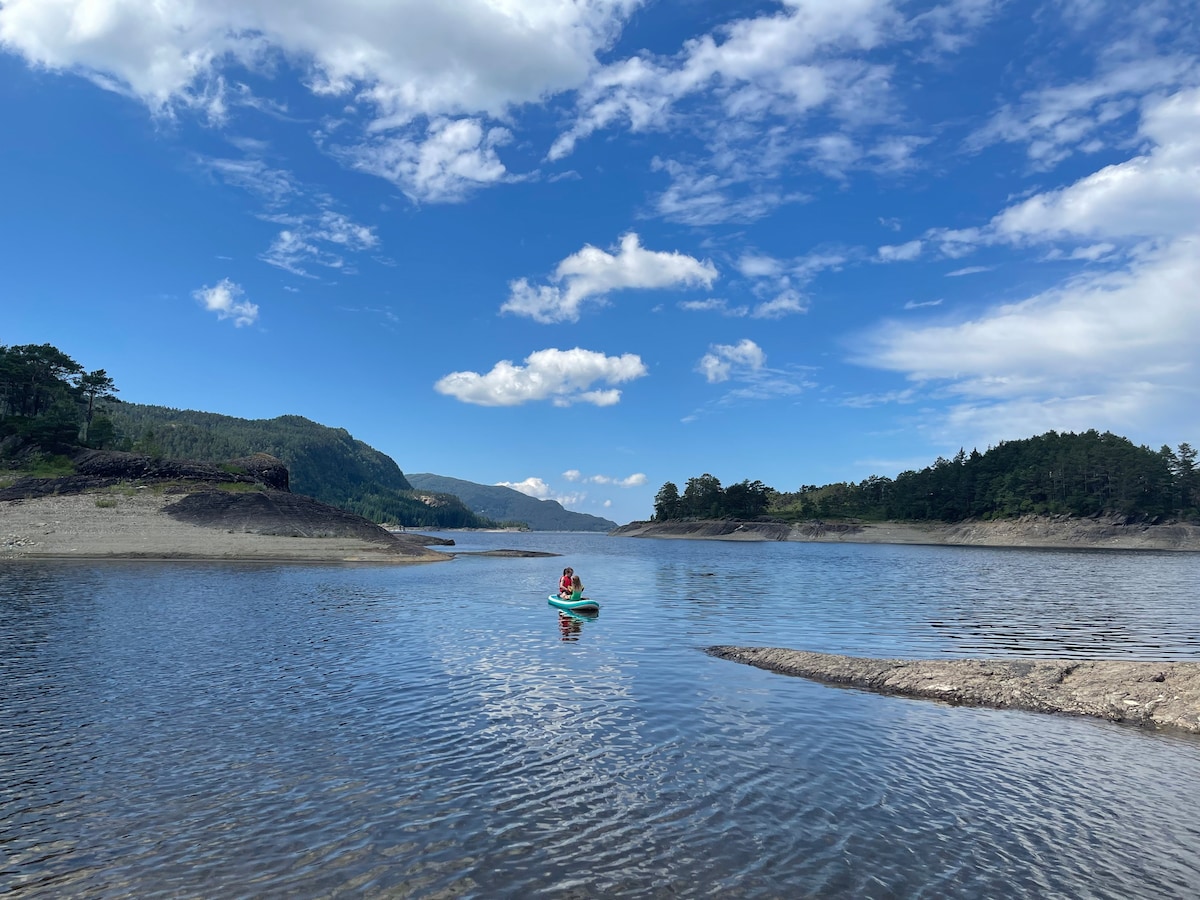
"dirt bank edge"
706,646,1200,734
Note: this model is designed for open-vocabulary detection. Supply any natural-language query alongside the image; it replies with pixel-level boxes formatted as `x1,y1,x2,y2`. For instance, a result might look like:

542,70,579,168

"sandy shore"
708,647,1200,734
1,492,451,563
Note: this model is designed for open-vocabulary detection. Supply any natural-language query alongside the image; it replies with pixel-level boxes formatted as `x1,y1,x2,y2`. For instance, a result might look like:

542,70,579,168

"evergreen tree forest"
0,343,119,456
655,431,1200,525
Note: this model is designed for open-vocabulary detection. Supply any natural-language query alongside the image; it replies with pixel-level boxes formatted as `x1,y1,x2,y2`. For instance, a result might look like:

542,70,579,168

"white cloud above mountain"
434,347,647,407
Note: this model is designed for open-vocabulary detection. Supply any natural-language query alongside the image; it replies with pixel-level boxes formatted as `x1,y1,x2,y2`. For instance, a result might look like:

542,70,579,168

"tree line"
0,343,119,454
654,431,1199,524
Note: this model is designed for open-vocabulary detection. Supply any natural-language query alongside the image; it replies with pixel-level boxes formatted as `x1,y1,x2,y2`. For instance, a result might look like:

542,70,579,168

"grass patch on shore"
94,496,118,509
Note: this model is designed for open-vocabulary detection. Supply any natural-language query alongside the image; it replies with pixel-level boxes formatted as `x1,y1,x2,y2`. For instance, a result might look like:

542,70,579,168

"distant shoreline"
610,516,1200,552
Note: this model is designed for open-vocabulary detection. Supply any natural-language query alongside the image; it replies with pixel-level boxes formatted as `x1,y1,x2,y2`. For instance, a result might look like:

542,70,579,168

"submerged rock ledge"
707,646,1200,734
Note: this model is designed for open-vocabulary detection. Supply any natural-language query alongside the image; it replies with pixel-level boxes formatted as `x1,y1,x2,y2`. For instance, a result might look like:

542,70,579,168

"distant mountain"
406,474,618,532
106,404,492,529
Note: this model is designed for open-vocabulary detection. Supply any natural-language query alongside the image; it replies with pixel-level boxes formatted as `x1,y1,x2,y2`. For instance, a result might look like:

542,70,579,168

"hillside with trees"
406,474,618,532
654,431,1199,525
105,404,492,529
1,343,492,528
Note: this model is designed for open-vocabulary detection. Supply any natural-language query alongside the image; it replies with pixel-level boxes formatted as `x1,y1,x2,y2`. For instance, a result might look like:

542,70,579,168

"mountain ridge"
406,473,618,532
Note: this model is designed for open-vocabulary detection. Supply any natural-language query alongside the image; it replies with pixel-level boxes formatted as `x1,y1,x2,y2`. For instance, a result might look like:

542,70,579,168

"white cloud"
0,0,633,121
991,87,1200,244
876,239,923,262
259,210,379,277
916,85,1200,262
968,17,1198,169
495,477,553,499
199,154,379,276
698,339,767,384
434,347,647,407
650,157,805,225
903,298,943,310
341,118,513,203
563,470,646,487
495,476,588,509
502,233,717,323
945,265,992,277
857,236,1200,441
549,0,903,162
751,289,808,318
192,278,259,326
842,387,917,408
679,298,750,317
0,0,638,206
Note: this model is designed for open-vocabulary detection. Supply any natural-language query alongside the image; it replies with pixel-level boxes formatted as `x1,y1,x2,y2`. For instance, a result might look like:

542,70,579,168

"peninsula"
1,451,451,564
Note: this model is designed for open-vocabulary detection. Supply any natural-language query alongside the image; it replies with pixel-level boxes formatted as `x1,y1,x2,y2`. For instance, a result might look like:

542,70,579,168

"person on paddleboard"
558,567,574,598
568,574,585,601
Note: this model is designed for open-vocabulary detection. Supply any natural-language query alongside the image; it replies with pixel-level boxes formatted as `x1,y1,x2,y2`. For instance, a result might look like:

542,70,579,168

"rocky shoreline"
707,646,1200,734
1,451,451,564
612,516,1200,551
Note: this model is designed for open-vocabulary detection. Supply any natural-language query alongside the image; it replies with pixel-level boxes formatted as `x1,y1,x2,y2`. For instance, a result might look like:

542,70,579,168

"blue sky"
2,0,1198,525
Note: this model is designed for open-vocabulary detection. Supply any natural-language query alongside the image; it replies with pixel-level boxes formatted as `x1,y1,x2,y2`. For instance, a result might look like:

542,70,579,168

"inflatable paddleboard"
548,594,600,614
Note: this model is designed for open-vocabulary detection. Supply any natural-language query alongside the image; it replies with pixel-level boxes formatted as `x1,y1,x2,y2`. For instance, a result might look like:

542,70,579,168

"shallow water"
3,535,1200,897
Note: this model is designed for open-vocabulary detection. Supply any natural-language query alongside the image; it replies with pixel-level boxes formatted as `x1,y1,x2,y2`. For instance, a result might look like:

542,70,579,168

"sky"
2,0,1198,526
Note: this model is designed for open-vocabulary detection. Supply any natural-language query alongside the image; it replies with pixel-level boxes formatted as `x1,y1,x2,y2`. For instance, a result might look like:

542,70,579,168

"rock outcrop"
707,646,1200,733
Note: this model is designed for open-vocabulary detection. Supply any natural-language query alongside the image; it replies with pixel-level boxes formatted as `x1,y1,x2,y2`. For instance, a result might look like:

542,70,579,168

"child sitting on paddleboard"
568,574,585,601
558,567,574,598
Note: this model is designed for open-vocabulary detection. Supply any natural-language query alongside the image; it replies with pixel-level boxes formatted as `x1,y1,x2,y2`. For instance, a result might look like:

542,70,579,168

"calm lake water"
3,533,1200,898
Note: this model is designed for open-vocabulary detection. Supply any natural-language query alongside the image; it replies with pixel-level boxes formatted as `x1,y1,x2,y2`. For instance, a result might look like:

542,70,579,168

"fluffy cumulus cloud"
502,233,717,323
434,347,647,407
192,278,259,326
0,0,631,118
697,339,766,384
0,0,635,200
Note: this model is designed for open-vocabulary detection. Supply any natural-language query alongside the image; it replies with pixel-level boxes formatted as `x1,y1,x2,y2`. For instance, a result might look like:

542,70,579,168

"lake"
3,533,1200,898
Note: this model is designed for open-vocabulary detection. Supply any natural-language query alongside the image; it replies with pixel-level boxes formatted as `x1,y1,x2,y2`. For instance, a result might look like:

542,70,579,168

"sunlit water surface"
3,534,1200,898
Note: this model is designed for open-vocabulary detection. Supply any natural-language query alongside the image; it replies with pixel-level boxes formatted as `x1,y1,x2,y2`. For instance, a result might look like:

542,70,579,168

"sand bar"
708,646,1200,734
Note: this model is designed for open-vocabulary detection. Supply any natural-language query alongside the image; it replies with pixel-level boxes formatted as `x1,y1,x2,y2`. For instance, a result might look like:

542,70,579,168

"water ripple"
3,542,1200,897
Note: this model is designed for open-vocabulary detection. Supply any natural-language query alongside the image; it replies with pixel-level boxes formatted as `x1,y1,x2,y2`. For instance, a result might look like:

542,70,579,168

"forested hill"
654,430,1199,524
406,474,618,532
107,404,490,528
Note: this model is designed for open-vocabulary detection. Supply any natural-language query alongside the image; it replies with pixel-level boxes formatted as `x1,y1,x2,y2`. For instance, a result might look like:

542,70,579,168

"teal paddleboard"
548,594,600,614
